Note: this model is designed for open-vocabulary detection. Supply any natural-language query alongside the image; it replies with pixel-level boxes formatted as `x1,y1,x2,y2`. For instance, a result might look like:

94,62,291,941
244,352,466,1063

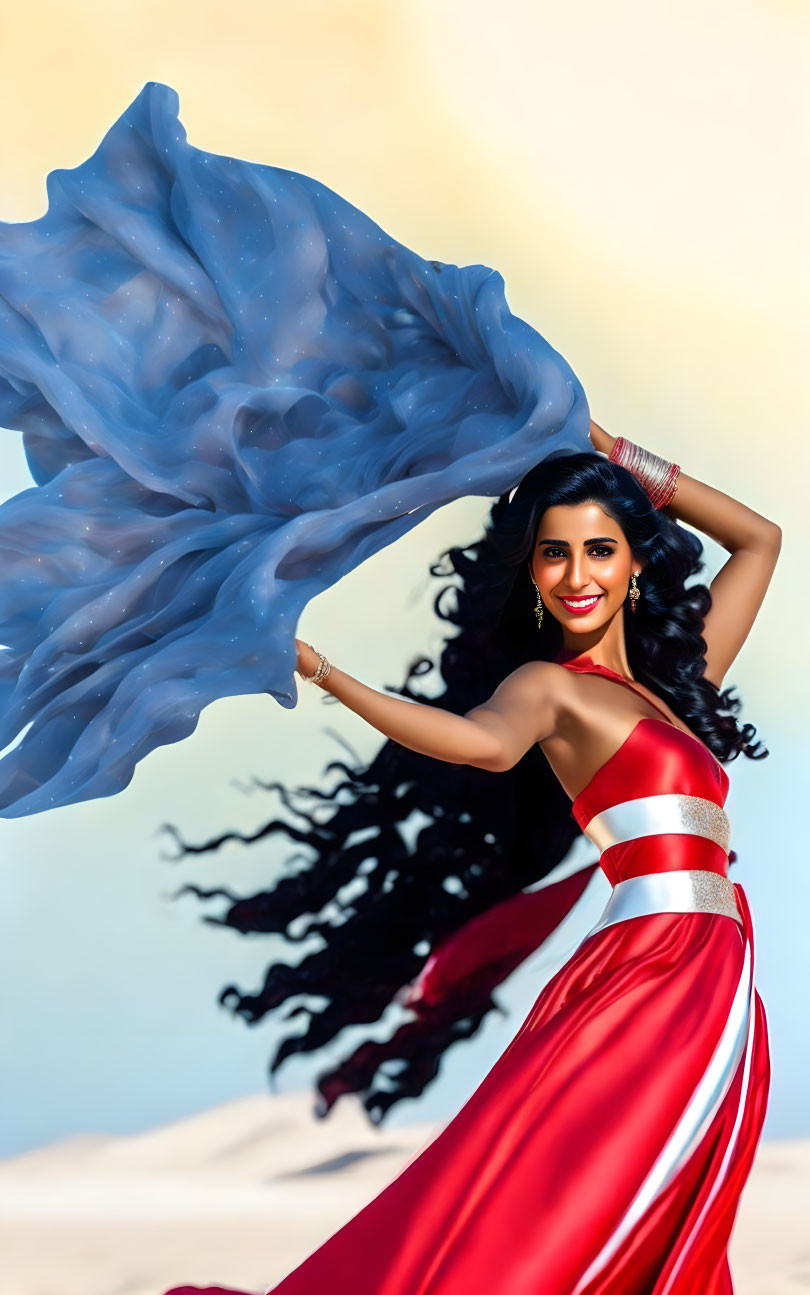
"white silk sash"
585,869,742,939
583,792,731,857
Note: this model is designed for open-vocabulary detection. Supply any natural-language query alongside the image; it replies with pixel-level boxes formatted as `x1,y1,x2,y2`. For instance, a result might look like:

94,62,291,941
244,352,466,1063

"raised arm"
589,420,782,689
294,641,560,773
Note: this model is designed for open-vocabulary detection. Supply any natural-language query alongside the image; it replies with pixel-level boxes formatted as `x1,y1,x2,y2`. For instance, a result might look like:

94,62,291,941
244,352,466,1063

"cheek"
599,563,626,590
539,563,624,593
537,569,560,595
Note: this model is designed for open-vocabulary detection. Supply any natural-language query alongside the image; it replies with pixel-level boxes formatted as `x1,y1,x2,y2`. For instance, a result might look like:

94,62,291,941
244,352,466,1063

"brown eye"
540,546,615,559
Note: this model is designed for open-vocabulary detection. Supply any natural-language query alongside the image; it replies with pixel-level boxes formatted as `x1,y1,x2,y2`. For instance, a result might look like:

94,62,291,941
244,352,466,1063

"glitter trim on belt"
586,869,742,938
583,792,731,857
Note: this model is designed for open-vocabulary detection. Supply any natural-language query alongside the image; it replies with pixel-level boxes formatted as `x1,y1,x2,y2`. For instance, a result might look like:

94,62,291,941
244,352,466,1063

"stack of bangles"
299,644,332,685
297,436,680,683
608,436,681,509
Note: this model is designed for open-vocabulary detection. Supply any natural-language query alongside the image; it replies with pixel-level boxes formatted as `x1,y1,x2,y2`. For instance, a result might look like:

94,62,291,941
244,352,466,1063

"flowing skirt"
162,881,770,1295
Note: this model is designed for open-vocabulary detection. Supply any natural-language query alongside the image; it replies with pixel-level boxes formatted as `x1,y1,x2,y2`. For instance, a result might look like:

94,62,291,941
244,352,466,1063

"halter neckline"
554,650,633,680
553,650,675,726
553,649,725,778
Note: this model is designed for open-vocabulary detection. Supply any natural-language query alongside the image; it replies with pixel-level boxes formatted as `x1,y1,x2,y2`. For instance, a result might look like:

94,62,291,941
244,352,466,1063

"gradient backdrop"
0,0,806,1161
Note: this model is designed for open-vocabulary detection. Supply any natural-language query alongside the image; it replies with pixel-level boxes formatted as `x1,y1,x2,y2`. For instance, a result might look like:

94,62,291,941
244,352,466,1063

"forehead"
535,501,626,541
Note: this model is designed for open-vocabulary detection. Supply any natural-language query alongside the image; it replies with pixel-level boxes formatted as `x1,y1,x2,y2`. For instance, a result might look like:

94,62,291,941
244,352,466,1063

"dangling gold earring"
532,580,544,629
527,562,544,630
628,570,640,615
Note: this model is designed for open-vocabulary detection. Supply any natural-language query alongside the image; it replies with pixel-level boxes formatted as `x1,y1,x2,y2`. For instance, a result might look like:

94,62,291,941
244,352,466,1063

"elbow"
757,522,783,568
738,521,782,559
760,521,782,551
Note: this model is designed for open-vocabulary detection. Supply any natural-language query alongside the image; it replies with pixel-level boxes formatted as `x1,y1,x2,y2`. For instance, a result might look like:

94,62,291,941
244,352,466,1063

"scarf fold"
0,80,589,818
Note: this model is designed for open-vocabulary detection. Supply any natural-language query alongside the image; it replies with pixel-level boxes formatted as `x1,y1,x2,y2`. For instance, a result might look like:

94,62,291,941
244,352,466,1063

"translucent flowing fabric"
0,80,589,817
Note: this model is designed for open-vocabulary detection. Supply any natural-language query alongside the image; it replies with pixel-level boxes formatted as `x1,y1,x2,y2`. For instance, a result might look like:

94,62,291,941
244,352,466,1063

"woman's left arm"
589,419,782,689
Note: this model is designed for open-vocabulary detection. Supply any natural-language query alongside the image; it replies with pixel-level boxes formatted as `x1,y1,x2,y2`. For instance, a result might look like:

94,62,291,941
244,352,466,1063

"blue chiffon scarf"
0,80,589,817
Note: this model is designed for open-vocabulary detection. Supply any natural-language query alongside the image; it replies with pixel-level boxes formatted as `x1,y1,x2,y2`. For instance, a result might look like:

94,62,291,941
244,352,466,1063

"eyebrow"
537,536,618,545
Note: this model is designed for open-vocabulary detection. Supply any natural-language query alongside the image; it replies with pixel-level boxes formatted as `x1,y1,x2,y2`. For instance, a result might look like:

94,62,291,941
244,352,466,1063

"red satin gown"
163,657,771,1295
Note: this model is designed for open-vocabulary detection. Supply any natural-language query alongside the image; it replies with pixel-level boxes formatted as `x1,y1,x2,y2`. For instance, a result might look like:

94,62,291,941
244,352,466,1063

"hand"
295,638,322,680
588,418,615,455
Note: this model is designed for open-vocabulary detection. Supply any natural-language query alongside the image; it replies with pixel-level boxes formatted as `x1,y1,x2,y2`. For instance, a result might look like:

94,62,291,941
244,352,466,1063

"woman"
0,79,776,1295
164,420,778,1295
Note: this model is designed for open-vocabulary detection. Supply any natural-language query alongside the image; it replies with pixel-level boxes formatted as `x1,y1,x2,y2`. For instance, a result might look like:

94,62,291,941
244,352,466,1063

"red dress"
163,657,770,1295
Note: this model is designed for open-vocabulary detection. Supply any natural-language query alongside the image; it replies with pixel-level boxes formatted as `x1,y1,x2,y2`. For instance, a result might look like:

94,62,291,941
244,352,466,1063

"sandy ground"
0,1091,806,1295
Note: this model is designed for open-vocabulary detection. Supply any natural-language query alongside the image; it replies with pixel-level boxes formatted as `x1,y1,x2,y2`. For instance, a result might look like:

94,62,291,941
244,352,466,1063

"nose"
565,552,592,589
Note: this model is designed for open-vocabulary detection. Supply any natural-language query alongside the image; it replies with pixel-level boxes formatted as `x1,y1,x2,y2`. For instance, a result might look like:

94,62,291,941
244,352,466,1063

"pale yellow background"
0,2,807,1290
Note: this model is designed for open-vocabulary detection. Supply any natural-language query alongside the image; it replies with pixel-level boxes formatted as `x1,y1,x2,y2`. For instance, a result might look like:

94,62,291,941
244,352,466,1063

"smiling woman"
0,72,779,1295
162,434,777,1294
530,518,635,634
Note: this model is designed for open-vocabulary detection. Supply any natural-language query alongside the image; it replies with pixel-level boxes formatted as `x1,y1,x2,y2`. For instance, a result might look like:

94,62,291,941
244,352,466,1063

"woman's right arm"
295,641,561,772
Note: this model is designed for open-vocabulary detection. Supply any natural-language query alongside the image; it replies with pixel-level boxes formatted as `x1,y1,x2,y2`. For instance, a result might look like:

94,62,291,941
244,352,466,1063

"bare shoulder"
510,658,574,709
478,658,572,719
464,659,574,772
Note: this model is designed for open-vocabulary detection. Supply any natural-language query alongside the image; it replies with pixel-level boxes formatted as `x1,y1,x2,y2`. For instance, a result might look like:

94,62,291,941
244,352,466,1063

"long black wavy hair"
163,450,768,1124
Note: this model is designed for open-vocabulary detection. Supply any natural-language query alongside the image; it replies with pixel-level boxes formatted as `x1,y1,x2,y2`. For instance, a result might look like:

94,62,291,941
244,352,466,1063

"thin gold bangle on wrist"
300,643,332,685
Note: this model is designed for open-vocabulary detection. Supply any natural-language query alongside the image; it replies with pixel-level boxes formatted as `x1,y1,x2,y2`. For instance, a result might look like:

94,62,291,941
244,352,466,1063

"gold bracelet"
300,643,332,685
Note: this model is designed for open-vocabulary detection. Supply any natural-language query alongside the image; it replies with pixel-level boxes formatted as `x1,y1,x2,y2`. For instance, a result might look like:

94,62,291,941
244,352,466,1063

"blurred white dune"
0,1091,807,1295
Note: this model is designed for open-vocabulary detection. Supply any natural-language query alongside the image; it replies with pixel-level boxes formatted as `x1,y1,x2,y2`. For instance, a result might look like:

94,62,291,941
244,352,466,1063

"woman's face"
528,501,642,634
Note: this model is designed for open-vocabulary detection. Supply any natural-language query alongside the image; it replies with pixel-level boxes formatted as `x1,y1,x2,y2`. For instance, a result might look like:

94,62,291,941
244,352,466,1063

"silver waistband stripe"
583,792,731,857
586,869,742,939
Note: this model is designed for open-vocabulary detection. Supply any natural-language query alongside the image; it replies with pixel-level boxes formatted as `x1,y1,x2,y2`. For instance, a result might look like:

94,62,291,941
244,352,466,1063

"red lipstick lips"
557,594,604,616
